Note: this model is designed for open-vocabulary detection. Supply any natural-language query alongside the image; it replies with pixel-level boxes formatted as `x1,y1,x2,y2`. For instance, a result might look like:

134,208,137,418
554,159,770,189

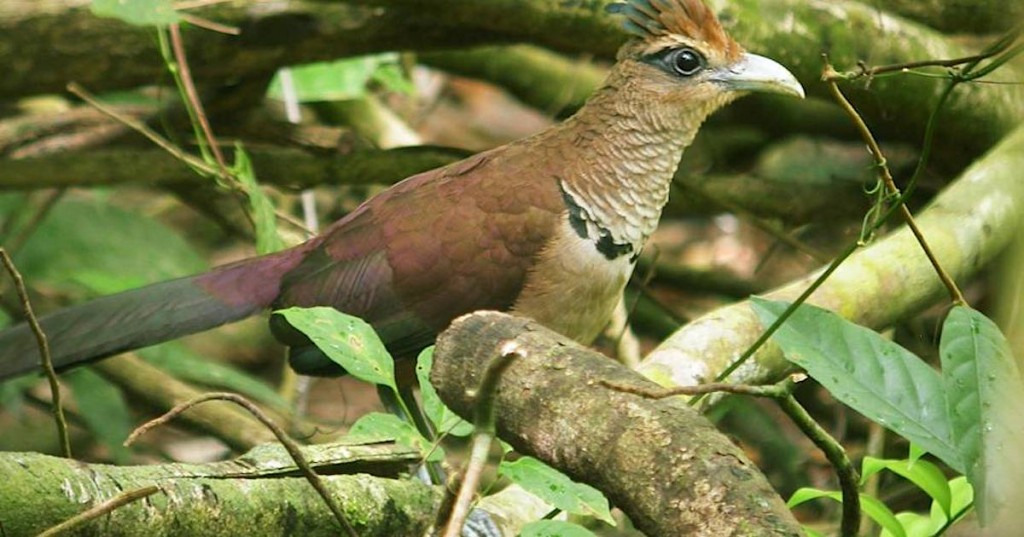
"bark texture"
432,311,804,537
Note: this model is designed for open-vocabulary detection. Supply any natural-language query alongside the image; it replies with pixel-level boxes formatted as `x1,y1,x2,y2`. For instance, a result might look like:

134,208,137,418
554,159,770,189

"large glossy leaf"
752,298,961,472
267,55,404,103
498,457,614,525
415,348,473,437
275,307,395,390
939,306,1024,523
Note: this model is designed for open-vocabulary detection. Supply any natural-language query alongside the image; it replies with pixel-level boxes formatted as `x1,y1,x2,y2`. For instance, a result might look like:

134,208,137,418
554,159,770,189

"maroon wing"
273,142,566,357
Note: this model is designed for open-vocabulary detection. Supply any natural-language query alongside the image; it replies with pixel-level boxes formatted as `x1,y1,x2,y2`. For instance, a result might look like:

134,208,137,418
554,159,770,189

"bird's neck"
541,71,724,258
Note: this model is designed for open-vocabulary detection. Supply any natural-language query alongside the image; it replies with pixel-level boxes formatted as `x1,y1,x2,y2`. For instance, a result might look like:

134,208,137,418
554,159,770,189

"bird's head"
605,0,804,122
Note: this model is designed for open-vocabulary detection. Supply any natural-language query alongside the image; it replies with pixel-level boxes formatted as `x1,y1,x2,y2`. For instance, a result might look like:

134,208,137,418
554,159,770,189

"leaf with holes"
940,306,1024,524
752,298,961,472
275,307,395,390
499,456,613,525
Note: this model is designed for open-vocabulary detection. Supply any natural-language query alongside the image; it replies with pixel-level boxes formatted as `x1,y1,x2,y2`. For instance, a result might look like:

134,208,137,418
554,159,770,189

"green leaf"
787,488,906,537
268,57,382,102
275,307,395,390
138,342,289,411
861,457,951,517
786,487,833,508
91,0,180,26
883,512,941,537
499,457,614,525
519,520,598,537
940,306,1024,524
371,63,415,95
908,443,926,466
344,412,441,461
232,144,283,254
0,376,42,415
752,298,961,472
947,476,974,518
415,347,473,437
12,198,207,299
64,368,132,463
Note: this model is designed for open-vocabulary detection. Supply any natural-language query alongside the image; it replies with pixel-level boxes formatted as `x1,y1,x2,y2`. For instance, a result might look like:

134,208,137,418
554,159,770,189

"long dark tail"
0,249,304,380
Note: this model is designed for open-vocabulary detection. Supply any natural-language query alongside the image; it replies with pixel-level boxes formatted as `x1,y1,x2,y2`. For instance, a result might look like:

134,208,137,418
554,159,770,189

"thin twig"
826,27,1021,81
125,392,358,537
165,25,312,235
66,83,310,235
703,47,970,395
441,341,522,537
0,248,71,458
824,64,966,306
177,13,240,35
36,486,160,537
66,83,217,176
168,24,230,178
600,378,790,399
778,394,860,537
828,52,996,80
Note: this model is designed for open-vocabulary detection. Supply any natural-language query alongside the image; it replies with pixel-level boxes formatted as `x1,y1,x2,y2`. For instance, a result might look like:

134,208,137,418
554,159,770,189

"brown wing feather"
274,141,565,354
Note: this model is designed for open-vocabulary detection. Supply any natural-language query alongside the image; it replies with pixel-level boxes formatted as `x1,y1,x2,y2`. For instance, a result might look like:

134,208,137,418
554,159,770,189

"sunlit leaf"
91,0,180,26
268,55,403,102
752,298,961,472
499,456,614,525
882,512,941,537
861,457,951,517
787,488,905,537
947,476,974,518
275,307,395,390
415,347,473,437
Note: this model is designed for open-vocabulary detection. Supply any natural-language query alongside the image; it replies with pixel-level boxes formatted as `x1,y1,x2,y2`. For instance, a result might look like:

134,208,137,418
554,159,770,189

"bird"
0,0,803,380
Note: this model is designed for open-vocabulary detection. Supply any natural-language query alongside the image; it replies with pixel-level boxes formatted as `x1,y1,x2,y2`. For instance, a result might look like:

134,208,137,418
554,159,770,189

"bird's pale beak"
711,53,805,98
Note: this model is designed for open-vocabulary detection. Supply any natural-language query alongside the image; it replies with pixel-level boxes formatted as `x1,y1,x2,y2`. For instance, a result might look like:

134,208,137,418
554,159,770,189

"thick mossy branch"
1,1,1019,173
0,444,433,536
643,124,1024,391
882,0,1023,33
0,146,469,190
431,312,804,537
420,45,606,118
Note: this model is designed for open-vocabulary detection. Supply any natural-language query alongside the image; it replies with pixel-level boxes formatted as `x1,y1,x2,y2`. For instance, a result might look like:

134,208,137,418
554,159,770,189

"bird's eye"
669,48,705,76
